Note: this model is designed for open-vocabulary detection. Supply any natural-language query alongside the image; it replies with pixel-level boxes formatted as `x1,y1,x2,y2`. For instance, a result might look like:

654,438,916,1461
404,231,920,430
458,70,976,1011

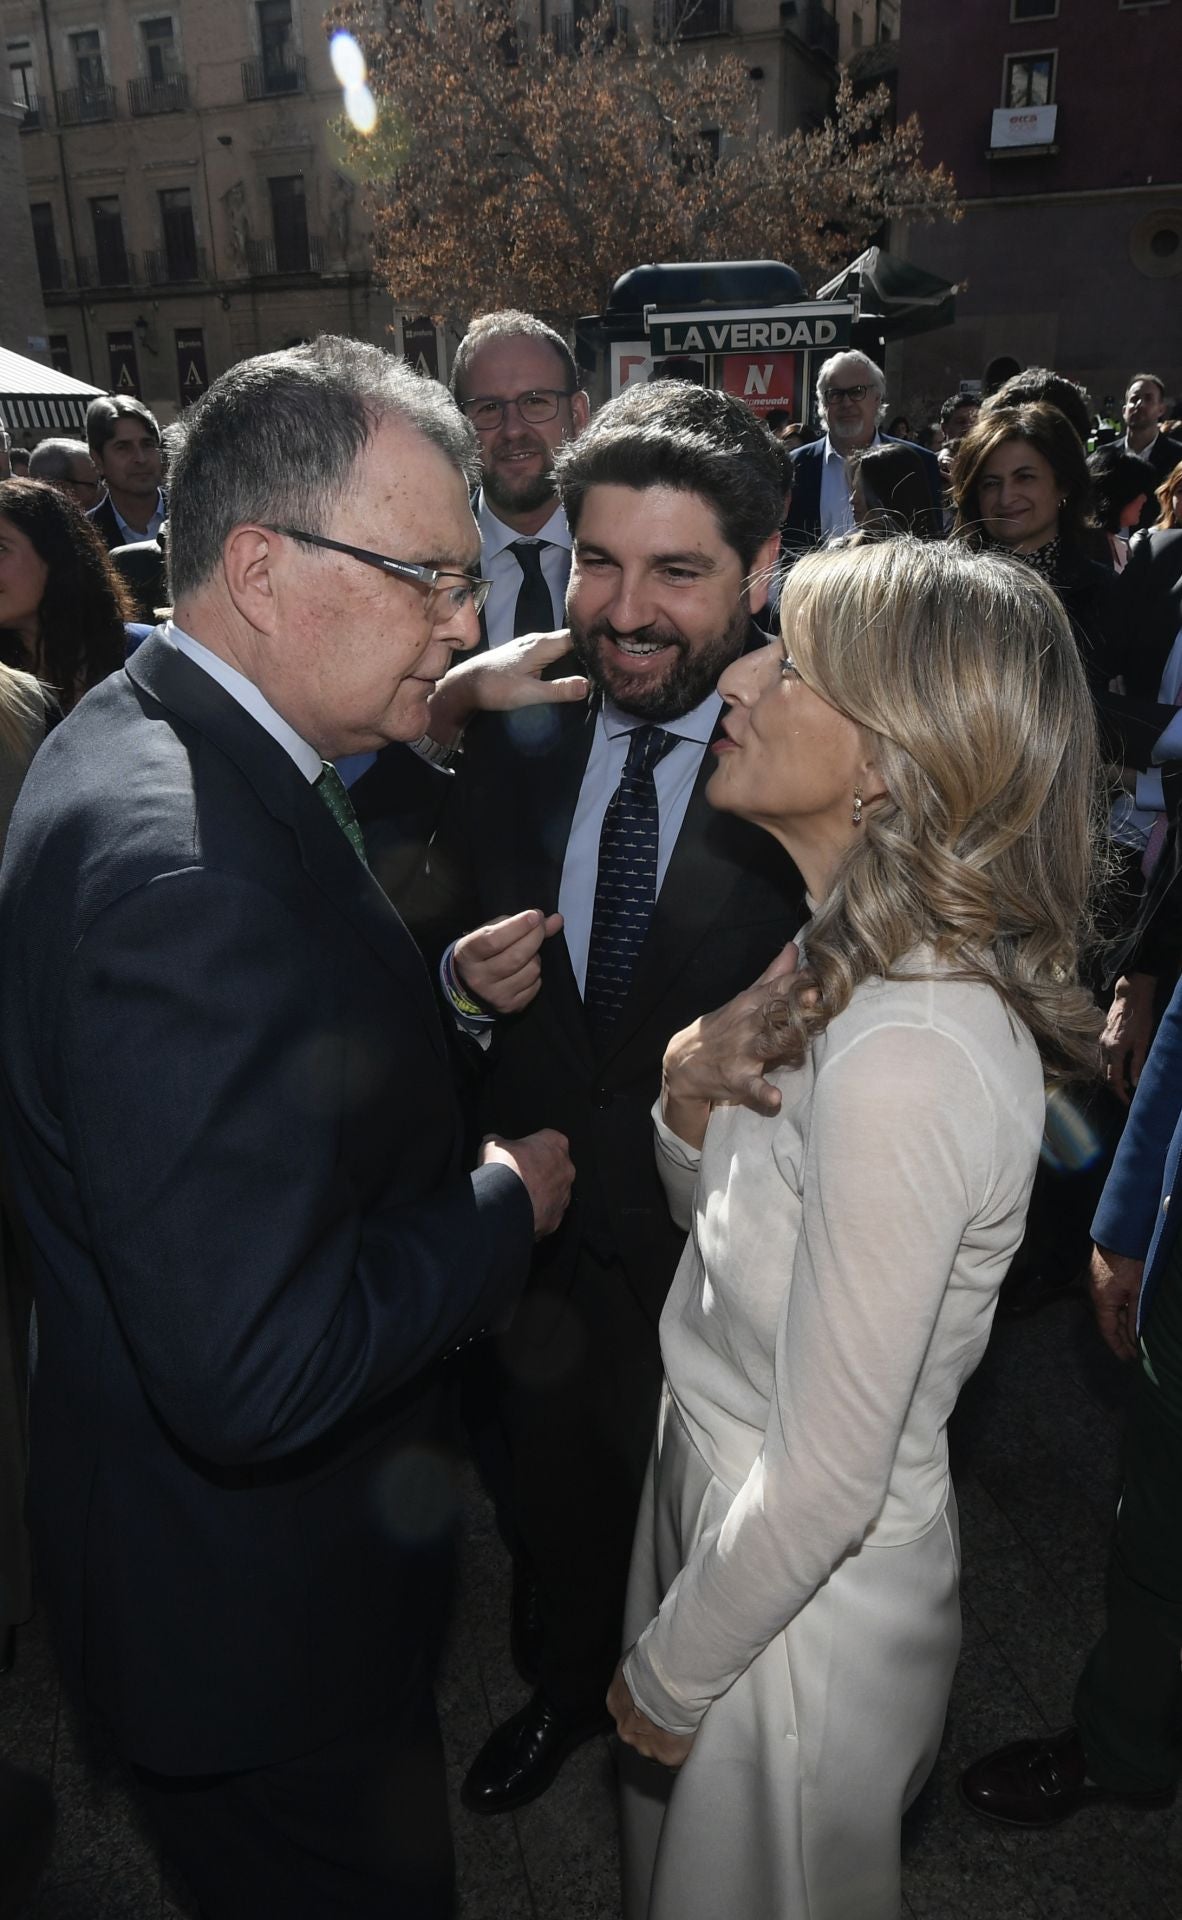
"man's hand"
660,940,807,1148
454,910,563,1016
479,1129,573,1240
426,632,589,745
1101,973,1157,1106
1088,1242,1145,1361
607,1659,695,1770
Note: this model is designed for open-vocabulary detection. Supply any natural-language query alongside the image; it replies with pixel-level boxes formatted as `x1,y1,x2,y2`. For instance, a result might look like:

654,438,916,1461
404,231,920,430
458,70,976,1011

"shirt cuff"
623,1635,707,1737
440,942,495,1034
653,1102,704,1170
1136,769,1166,812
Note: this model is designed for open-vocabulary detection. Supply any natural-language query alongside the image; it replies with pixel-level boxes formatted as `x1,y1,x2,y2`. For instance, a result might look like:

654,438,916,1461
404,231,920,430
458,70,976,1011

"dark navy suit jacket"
0,634,532,1773
1092,970,1182,1326
782,434,944,552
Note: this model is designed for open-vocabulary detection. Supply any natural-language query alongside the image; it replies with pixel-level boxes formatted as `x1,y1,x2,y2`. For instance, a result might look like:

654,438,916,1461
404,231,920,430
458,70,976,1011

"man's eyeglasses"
458,389,575,432
821,384,874,403
264,527,491,615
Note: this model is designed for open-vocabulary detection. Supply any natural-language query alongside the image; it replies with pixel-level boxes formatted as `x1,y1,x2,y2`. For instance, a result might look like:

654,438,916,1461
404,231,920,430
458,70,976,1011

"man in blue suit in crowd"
0,336,574,1918
781,348,943,555
961,972,1182,1827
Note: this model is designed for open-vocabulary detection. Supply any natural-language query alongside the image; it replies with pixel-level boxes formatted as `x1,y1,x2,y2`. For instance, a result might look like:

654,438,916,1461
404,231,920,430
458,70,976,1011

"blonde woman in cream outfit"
609,537,1104,1920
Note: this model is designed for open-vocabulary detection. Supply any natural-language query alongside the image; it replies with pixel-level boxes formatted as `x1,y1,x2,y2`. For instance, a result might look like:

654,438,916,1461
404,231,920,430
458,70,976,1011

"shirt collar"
823,431,881,464
600,686,723,747
476,490,571,562
164,620,324,783
112,488,165,544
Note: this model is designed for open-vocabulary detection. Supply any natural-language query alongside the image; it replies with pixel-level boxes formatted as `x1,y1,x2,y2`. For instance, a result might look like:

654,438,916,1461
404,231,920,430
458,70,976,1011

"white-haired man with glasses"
0,336,574,1919
450,309,591,648
782,348,942,554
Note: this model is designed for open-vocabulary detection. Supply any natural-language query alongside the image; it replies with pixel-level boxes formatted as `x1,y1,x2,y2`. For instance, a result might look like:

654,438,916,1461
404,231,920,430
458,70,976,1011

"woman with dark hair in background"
851,441,945,541
0,480,131,715
951,401,1124,697
886,413,911,440
1088,448,1159,571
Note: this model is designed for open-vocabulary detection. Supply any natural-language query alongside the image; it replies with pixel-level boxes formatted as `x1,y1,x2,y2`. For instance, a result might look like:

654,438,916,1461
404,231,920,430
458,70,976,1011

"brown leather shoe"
960,1726,1175,1828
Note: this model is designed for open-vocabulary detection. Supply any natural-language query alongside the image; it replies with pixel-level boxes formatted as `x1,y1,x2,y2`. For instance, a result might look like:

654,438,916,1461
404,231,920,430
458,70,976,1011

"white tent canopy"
0,344,104,438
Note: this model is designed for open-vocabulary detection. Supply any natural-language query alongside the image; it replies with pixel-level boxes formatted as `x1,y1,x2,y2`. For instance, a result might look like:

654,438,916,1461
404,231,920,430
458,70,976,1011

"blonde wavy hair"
767,537,1105,1079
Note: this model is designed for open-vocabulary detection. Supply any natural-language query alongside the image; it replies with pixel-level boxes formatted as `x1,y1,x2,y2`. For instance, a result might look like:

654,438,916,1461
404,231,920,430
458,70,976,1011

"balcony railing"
241,53,306,100
778,0,838,58
144,245,207,284
17,91,45,131
128,72,190,115
76,251,137,289
245,233,324,276
655,0,734,37
56,82,117,126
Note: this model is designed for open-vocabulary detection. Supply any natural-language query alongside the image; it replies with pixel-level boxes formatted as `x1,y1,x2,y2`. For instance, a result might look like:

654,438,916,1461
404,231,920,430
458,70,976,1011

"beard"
570,604,751,722
481,442,560,520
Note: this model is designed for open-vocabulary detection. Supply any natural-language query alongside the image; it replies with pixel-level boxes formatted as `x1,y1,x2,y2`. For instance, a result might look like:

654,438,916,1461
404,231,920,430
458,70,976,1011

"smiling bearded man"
395,380,808,1817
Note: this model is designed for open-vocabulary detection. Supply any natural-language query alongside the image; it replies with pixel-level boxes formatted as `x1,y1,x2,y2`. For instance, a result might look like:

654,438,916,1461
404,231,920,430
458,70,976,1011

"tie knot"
624,724,676,778
509,540,547,577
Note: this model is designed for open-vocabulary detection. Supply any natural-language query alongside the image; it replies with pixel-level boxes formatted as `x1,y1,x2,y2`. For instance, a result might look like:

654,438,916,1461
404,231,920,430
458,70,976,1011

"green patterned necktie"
314,762,368,867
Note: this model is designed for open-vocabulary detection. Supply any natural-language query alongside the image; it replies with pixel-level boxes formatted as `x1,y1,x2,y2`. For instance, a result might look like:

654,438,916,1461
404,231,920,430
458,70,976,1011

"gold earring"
852,786,863,827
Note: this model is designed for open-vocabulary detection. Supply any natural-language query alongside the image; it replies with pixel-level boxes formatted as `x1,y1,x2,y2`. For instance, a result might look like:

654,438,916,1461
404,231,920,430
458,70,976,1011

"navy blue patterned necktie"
584,724,679,1042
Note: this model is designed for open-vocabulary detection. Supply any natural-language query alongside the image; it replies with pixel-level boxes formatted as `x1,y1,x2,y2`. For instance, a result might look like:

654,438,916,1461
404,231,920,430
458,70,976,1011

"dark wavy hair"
950,403,1095,555
852,441,943,540
554,379,784,569
0,479,130,707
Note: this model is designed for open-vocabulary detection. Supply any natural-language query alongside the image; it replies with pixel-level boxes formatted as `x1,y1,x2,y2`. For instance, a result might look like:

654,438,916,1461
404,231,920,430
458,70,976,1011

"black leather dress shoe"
461,1692,612,1816
960,1726,1176,1828
509,1564,543,1687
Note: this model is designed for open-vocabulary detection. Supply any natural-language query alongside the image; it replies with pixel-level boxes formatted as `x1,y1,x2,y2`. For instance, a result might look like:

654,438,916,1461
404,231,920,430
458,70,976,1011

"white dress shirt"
819,433,881,538
111,488,166,545
476,491,573,648
166,622,322,782
558,689,723,994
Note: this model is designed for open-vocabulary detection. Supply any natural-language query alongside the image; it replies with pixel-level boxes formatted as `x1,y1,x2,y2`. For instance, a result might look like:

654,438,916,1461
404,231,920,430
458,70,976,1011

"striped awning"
0,344,104,438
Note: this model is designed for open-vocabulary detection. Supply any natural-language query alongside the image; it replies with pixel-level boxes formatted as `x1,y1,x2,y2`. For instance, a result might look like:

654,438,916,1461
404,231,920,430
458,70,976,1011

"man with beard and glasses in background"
450,310,591,649
400,380,809,1815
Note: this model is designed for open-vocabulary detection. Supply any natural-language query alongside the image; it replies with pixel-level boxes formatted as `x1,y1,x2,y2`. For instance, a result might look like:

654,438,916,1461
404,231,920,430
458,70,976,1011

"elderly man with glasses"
782,348,943,556
0,336,574,1920
449,308,591,649
27,437,105,512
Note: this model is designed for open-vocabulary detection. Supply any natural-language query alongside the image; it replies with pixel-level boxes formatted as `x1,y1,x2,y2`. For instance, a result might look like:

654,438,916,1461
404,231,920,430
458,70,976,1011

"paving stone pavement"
3,1291,1180,1919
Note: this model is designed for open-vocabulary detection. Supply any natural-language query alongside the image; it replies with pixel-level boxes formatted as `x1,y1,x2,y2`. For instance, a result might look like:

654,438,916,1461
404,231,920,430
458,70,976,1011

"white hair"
815,350,887,428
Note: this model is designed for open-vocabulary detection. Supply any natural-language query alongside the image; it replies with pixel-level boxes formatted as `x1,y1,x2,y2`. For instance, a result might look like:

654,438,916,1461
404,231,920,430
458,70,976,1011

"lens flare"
344,84,378,134
329,30,367,90
1040,1087,1105,1175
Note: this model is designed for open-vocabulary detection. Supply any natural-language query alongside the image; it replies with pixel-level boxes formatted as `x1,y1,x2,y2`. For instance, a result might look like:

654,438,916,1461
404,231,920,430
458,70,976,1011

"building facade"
0,97,48,360
890,0,1182,417
1,0,441,420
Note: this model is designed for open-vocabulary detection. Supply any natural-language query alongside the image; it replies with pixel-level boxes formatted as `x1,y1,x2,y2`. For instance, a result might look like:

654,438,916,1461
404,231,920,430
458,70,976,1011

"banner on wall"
402,316,439,379
107,332,141,397
175,329,209,407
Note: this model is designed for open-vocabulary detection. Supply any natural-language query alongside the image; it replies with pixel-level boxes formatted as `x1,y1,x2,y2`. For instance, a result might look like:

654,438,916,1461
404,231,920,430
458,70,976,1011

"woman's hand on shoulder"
607,1659,695,1770
661,939,811,1146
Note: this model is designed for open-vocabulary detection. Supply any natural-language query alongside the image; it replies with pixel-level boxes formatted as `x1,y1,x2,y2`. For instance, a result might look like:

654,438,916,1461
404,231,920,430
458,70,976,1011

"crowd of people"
0,322,1180,1920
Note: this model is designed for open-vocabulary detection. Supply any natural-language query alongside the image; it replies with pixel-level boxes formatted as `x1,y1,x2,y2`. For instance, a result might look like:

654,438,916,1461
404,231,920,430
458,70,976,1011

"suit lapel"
524,699,598,1060
126,636,444,1051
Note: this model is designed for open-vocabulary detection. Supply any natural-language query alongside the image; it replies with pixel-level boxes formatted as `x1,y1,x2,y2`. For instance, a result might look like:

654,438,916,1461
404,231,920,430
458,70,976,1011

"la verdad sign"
647,305,853,356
